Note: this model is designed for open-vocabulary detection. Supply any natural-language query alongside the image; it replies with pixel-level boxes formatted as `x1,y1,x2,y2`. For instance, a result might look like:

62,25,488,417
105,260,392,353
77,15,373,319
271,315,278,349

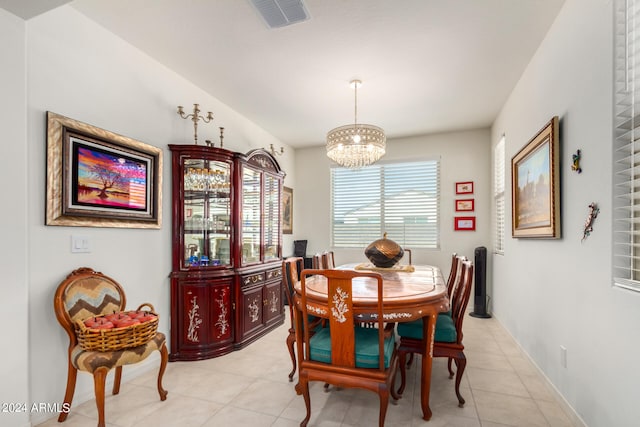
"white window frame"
330,158,440,249
613,0,640,292
494,135,506,255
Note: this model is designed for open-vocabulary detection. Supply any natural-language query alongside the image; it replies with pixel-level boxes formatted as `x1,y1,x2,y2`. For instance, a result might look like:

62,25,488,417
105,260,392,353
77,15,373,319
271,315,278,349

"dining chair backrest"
282,257,303,307
300,268,387,371
445,253,459,298
321,251,335,269
311,253,323,269
449,260,474,344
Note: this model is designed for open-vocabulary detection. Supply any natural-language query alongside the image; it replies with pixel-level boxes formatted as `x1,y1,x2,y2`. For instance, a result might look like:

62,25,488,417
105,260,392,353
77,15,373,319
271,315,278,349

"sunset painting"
72,138,149,212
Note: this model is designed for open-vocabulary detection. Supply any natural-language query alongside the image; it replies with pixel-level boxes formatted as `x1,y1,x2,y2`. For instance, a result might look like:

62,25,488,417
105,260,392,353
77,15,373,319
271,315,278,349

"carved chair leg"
407,352,415,368
396,350,408,396
447,356,455,378
58,360,77,422
286,328,297,382
93,367,108,427
299,377,311,427
378,389,390,427
453,355,467,407
113,366,122,395
390,360,401,402
157,343,169,401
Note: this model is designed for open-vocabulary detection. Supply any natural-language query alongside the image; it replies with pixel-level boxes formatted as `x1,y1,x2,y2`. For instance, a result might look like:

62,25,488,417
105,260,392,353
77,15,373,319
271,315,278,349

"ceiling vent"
249,0,310,28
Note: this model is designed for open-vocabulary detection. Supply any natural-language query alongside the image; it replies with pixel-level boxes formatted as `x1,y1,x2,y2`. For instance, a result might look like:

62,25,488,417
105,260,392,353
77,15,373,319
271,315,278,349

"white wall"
0,9,30,427
294,129,492,272
492,1,640,426
21,6,294,426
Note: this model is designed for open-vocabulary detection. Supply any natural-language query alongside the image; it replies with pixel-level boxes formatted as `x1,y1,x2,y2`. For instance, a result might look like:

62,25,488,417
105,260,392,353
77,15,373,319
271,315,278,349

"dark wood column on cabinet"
169,145,285,361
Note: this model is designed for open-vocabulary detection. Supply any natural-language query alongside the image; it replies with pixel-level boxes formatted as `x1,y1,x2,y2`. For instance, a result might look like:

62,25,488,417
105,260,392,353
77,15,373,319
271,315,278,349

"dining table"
292,262,449,421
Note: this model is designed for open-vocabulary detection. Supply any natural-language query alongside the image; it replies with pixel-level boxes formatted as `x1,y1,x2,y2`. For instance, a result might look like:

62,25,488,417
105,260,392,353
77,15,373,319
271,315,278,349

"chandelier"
326,80,386,168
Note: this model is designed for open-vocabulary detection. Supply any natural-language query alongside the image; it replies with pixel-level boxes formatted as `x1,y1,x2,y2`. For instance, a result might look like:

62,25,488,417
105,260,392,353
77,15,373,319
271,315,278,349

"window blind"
614,0,640,291
494,136,506,254
331,160,440,249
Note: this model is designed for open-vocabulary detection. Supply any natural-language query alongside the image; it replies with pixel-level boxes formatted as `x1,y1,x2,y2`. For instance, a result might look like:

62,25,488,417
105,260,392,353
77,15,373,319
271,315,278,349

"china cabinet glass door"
263,174,280,261
183,159,231,268
242,167,261,264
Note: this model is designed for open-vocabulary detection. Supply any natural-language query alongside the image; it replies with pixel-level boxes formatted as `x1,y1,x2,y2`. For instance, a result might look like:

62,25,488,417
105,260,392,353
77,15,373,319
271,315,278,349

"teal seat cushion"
397,314,457,343
309,327,395,368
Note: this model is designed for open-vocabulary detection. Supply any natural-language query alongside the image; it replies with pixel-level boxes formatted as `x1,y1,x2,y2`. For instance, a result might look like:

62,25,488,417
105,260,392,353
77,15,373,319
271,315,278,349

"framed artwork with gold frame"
46,112,162,228
511,116,560,238
282,186,293,234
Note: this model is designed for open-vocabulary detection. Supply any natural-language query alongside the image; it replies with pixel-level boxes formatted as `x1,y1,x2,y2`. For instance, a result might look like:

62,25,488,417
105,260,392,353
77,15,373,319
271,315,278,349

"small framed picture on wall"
454,216,476,231
455,181,474,194
455,199,475,212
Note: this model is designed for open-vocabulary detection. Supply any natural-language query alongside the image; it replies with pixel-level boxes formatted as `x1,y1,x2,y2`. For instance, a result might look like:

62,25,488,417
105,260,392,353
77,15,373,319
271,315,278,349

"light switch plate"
71,235,91,253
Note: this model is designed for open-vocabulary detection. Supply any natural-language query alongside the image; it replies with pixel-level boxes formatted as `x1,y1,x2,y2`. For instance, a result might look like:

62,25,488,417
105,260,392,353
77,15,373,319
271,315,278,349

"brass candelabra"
267,143,284,156
177,104,214,145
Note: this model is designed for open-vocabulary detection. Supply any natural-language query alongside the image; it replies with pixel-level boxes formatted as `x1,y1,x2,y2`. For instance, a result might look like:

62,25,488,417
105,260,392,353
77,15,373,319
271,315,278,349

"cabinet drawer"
266,267,282,281
242,272,265,287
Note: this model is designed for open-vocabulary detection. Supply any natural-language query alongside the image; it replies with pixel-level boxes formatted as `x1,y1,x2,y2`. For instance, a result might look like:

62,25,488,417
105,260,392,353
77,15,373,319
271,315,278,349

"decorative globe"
364,233,404,268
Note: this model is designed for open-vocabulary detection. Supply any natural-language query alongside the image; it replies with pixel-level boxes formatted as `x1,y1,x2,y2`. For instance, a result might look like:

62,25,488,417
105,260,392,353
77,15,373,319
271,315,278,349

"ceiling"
1,0,565,148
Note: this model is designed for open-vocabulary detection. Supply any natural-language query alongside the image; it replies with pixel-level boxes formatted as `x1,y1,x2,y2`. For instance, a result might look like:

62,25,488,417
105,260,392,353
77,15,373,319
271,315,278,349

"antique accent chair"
53,267,168,427
295,269,399,427
395,259,474,407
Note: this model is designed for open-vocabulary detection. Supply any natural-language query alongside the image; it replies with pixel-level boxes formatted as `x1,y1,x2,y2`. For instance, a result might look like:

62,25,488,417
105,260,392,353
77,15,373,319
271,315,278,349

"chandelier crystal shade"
326,80,386,168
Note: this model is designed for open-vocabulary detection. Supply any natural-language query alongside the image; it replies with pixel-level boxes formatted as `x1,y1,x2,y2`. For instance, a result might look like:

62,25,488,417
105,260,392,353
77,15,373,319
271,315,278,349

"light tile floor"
36,311,578,427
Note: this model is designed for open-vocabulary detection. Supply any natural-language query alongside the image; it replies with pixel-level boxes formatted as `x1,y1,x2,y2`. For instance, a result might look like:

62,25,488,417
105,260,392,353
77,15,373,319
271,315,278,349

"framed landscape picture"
282,186,293,234
511,116,560,238
46,112,162,228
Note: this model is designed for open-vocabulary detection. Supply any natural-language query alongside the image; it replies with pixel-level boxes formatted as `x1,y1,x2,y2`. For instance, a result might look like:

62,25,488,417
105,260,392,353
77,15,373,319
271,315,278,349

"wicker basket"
75,303,159,352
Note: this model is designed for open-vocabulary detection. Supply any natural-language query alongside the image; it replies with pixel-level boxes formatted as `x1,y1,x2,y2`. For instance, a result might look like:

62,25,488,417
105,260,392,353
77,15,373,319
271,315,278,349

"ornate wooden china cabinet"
169,145,284,361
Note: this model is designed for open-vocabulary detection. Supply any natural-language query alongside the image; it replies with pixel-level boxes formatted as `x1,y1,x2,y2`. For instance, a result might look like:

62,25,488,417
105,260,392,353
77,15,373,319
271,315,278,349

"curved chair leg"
407,352,415,368
157,343,169,400
93,367,109,427
447,357,455,378
286,328,297,381
378,390,390,427
453,355,467,407
299,377,311,427
396,351,408,396
58,360,77,422
389,365,401,402
113,366,123,395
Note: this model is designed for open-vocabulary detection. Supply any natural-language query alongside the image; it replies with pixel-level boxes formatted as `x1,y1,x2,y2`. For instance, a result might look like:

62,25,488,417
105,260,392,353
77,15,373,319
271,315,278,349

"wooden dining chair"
321,250,335,269
395,260,474,407
311,253,323,269
53,267,168,427
405,254,464,365
295,269,399,427
282,257,304,381
282,257,326,382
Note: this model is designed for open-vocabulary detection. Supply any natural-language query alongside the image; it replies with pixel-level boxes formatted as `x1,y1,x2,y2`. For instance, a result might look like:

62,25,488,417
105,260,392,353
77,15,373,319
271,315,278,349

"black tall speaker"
470,246,491,318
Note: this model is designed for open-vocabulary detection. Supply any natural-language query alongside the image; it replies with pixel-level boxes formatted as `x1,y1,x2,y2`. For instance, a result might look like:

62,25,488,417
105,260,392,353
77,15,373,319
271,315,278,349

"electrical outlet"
560,345,567,368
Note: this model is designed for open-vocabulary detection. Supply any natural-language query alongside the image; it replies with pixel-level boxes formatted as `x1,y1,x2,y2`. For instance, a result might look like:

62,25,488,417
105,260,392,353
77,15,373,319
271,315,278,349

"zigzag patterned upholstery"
54,267,168,427
70,333,166,373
